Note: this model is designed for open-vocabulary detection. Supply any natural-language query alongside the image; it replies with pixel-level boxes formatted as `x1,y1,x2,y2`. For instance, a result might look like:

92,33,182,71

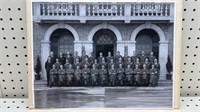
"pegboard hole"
195,46,198,48
188,37,191,39
9,18,12,21
186,46,189,48
21,28,24,30
191,18,194,21
184,9,187,11
2,28,4,30
193,9,196,11
18,8,21,11
189,79,192,81
22,37,25,39
19,18,23,21
12,101,15,103
3,37,6,40
197,37,200,40
15,55,18,57
182,18,185,21
190,28,193,30
0,18,3,21
8,8,11,11
13,37,15,39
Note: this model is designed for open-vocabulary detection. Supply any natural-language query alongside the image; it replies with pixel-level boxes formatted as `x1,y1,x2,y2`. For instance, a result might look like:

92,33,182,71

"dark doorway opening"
93,29,117,58
95,45,114,57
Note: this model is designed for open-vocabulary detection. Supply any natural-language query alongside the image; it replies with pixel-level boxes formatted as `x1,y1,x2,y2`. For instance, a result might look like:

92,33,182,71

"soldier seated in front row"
49,64,58,87
91,64,99,86
141,64,150,86
99,65,107,86
66,64,74,86
109,65,117,86
81,64,90,86
116,64,125,86
125,64,134,86
74,65,82,86
149,65,158,87
133,64,141,86
58,65,65,86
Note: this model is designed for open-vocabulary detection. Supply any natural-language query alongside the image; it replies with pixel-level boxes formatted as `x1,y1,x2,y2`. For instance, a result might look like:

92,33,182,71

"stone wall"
33,22,174,64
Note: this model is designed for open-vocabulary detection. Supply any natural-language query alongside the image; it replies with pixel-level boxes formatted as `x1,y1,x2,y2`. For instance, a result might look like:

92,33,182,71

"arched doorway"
93,29,117,57
50,29,74,56
135,29,159,58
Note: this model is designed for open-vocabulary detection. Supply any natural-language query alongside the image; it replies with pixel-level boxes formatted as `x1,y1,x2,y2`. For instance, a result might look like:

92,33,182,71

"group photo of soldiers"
45,50,160,87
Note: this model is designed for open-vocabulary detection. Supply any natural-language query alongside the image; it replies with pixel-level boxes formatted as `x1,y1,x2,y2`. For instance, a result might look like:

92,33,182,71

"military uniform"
45,60,52,86
81,55,88,62
153,63,160,78
99,69,107,86
149,68,158,86
124,62,133,69
81,68,90,85
149,56,156,64
74,69,82,86
59,56,66,65
115,55,122,62
89,55,95,64
131,55,136,64
134,62,142,69
117,68,125,85
66,55,73,64
54,62,61,70
58,68,65,86
142,62,151,69
92,63,99,69
123,56,130,64
125,67,134,85
106,56,114,63
109,68,117,86
133,68,141,85
98,56,104,64
91,68,99,85
81,61,91,69
141,68,150,86
107,62,116,69
49,68,57,87
139,55,146,63
64,63,70,69
49,56,56,64
100,62,107,69
66,68,74,85
116,62,124,69
73,55,81,65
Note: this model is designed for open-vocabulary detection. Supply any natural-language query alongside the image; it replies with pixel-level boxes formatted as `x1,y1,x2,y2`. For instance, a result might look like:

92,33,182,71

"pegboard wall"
0,0,200,111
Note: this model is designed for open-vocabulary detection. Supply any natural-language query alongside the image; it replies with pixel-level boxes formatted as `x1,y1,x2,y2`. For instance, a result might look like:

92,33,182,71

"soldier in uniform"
74,65,82,86
64,59,70,69
141,64,150,86
109,65,117,86
45,57,52,86
58,65,65,86
149,51,157,64
58,52,66,65
99,65,107,86
115,51,122,62
125,64,134,86
149,64,158,87
139,51,146,63
153,58,160,80
92,59,99,69
91,65,99,86
106,52,114,63
49,51,56,64
98,52,104,64
89,52,95,64
54,58,61,70
73,51,80,65
49,64,58,87
81,64,90,86
107,58,116,70
100,57,107,69
116,57,124,69
74,58,81,69
81,51,88,62
81,57,91,69
124,57,133,69
134,57,142,69
131,51,137,64
143,58,151,69
133,64,141,86
123,52,130,64
66,52,73,64
116,64,125,86
65,64,74,86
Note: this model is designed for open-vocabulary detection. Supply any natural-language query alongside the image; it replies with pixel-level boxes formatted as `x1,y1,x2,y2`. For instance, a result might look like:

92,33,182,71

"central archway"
93,29,117,58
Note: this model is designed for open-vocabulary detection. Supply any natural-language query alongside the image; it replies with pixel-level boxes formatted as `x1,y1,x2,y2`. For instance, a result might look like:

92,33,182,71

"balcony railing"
33,2,174,23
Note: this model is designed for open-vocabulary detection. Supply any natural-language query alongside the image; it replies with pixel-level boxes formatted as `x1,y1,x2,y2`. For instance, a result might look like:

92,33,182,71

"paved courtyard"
34,80,172,108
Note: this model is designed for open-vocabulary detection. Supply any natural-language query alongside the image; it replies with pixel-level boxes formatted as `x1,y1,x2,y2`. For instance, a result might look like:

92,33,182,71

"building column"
127,41,136,56
74,41,82,56
41,40,50,80
159,41,168,80
84,41,93,56
117,41,125,56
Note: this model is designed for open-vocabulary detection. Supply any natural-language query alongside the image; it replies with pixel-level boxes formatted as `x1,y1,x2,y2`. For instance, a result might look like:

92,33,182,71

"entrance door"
93,29,117,58
96,45,114,57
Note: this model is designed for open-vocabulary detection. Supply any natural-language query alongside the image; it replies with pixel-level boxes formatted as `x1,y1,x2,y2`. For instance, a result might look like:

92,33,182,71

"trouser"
46,71,50,86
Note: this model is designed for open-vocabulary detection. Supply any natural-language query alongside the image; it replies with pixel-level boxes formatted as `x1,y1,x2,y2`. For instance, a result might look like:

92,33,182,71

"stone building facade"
32,2,174,80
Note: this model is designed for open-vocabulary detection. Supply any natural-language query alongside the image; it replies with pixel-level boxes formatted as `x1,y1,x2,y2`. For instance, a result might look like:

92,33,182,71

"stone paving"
34,80,172,109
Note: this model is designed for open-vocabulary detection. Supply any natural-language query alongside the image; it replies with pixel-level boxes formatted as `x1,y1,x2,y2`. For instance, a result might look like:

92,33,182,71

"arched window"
50,29,74,56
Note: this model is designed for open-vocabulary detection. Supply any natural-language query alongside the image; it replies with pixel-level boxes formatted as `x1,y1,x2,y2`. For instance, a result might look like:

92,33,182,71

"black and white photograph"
31,1,176,109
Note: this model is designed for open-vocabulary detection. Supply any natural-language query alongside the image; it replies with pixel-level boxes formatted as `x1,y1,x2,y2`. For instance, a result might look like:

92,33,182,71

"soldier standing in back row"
73,51,80,65
49,51,56,64
98,52,104,64
89,52,95,64
123,52,130,64
139,51,146,63
58,52,65,65
106,52,114,63
54,58,61,70
149,51,156,64
115,51,122,62
45,57,52,86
